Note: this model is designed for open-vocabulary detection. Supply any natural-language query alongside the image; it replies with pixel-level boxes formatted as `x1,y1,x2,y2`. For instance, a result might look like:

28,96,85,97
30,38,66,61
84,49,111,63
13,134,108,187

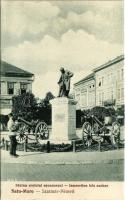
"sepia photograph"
0,0,124,199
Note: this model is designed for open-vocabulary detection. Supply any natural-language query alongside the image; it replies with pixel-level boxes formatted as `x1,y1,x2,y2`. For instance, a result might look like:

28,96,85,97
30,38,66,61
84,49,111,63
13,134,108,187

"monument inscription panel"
50,97,79,144
55,114,65,122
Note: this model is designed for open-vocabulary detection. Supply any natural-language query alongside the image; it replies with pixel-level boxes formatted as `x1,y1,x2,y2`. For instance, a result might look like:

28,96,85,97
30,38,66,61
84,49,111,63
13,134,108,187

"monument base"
49,139,72,145
50,97,80,144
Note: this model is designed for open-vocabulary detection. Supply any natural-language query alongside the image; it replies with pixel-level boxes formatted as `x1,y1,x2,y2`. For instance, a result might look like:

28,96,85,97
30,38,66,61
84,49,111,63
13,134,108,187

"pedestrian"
7,113,19,157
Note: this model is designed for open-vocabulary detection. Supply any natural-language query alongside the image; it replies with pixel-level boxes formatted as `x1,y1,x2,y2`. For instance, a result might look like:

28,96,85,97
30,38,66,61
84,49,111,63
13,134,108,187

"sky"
1,1,124,98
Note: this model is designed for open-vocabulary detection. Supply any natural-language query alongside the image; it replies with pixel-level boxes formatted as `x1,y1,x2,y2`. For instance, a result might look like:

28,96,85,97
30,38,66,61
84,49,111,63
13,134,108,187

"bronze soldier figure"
58,67,73,97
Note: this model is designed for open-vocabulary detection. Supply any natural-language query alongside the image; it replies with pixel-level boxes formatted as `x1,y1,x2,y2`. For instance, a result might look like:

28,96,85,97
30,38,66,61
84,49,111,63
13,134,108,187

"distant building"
74,73,95,110
74,55,124,110
0,61,34,114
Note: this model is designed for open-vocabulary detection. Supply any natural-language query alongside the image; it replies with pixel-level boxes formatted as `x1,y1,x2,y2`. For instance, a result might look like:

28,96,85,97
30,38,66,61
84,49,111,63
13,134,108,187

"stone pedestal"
50,97,79,144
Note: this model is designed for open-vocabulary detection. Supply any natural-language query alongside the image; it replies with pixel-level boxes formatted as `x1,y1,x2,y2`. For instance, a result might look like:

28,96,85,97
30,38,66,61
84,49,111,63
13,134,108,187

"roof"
0,61,34,77
93,55,124,72
74,73,94,86
74,54,124,86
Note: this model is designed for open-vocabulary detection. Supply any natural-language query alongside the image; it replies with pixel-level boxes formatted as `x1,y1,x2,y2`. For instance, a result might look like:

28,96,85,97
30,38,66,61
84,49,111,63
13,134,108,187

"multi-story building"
94,55,124,108
74,55,124,110
0,61,34,114
74,73,95,110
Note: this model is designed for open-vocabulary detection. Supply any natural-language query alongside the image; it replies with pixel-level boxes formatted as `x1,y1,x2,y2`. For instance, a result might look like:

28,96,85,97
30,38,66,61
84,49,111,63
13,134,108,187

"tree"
44,92,55,106
39,92,55,108
12,91,55,124
45,92,55,101
12,92,37,121
36,92,55,124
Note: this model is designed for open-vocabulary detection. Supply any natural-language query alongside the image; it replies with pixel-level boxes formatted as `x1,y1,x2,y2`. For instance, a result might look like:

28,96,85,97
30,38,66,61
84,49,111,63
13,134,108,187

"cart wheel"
110,122,120,147
35,121,49,142
16,133,27,144
82,122,92,147
16,123,27,144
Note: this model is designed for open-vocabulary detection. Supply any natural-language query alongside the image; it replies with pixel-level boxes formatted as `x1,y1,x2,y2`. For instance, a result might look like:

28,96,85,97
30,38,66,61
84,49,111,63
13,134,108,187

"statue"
58,67,74,97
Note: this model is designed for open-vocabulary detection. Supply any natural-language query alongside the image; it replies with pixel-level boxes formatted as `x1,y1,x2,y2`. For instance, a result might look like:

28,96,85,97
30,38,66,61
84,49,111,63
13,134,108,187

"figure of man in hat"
58,67,66,97
58,67,73,97
7,113,19,157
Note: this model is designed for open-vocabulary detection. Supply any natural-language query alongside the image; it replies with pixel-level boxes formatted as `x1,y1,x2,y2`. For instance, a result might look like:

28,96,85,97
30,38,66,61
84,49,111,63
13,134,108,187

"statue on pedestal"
58,67,73,97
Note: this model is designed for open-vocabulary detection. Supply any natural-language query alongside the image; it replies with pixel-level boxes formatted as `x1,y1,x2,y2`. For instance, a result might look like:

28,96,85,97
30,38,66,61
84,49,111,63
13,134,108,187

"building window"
102,92,104,105
20,83,27,94
88,91,94,106
98,78,101,87
81,92,87,107
111,90,114,100
98,91,104,105
8,82,14,95
121,69,124,80
98,77,104,87
121,88,124,100
98,92,102,105
117,89,120,100
117,70,120,81
102,77,104,86
108,74,110,83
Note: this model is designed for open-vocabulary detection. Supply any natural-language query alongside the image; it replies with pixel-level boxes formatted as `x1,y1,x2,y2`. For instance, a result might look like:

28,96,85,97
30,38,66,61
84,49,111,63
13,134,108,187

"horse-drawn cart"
82,115,120,148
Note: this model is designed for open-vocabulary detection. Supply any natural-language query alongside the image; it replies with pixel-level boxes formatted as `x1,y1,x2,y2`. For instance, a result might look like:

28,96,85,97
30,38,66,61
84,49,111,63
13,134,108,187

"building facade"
74,73,95,110
94,55,124,108
74,55,124,110
0,61,34,114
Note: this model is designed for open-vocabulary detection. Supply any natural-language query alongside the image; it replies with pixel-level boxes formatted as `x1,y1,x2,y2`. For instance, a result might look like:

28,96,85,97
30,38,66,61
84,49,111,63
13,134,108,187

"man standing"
8,113,19,157
58,67,66,97
58,67,73,97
